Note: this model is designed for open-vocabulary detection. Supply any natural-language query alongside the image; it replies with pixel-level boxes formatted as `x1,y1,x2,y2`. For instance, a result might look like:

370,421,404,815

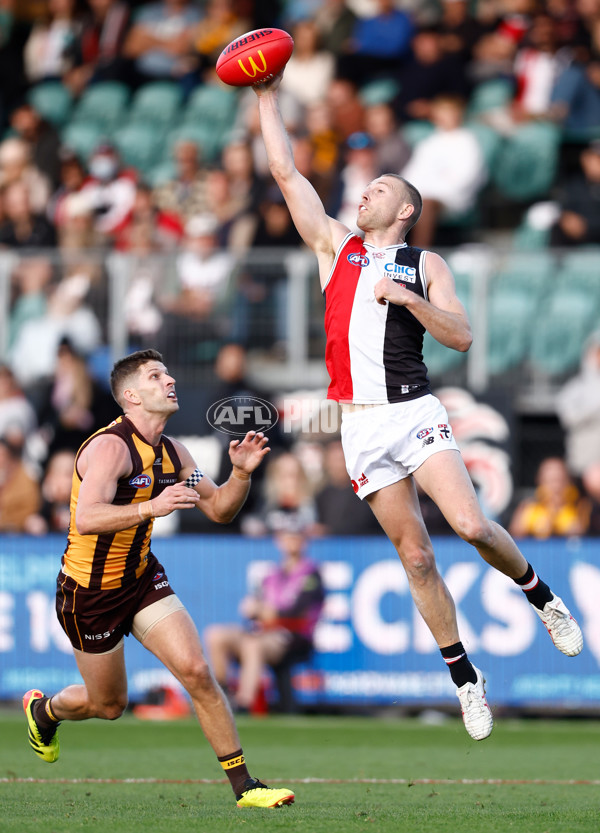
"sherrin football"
216,28,294,87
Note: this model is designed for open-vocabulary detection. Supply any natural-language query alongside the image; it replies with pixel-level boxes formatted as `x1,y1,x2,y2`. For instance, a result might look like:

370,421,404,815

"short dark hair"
381,173,423,232
110,349,163,407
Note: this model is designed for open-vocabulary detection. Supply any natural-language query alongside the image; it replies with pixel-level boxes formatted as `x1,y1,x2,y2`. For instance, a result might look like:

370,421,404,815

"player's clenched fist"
152,483,201,516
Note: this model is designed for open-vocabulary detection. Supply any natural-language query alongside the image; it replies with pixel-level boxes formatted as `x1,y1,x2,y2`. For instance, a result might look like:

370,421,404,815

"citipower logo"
207,396,279,436
238,50,267,79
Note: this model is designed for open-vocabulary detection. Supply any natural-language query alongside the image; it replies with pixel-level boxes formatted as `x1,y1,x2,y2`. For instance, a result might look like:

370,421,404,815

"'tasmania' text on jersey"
62,415,182,590
323,233,432,404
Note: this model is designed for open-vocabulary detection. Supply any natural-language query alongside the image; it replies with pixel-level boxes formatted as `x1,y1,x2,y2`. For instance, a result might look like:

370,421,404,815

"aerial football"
216,28,294,87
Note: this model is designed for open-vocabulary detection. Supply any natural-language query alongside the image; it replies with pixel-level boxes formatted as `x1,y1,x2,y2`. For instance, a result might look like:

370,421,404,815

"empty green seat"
491,250,555,299
555,249,600,297
61,121,106,161
129,82,184,126
528,290,598,376
467,78,514,117
112,123,163,174
402,120,434,148
492,122,561,201
422,330,468,378
70,82,130,128
487,291,535,375
183,84,239,129
27,81,73,127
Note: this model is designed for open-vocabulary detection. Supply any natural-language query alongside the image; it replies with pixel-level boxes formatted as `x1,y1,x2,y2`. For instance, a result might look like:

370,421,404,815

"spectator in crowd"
10,273,102,389
153,139,208,224
23,447,75,535
508,456,589,539
202,166,256,252
0,363,37,447
0,0,29,133
220,138,264,213
77,143,137,242
334,131,380,232
394,26,471,123
438,0,487,69
8,256,53,351
555,330,600,478
0,136,52,214
242,451,317,538
512,12,564,124
314,438,382,536
23,0,80,84
549,138,600,245
122,0,202,90
47,147,87,232
35,337,118,459
325,77,366,141
338,0,415,87
159,212,234,362
400,93,487,247
115,181,183,251
192,0,250,80
582,459,600,536
10,102,61,189
0,436,41,532
363,101,412,176
280,19,335,107
304,100,341,202
549,51,600,136
0,179,56,248
312,0,357,61
63,0,130,94
204,509,324,712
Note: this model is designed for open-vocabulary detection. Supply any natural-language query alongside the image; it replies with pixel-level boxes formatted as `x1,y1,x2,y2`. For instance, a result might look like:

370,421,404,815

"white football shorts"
341,394,459,500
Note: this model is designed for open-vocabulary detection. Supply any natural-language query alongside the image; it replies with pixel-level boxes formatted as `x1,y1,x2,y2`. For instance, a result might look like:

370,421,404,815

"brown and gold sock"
218,749,251,796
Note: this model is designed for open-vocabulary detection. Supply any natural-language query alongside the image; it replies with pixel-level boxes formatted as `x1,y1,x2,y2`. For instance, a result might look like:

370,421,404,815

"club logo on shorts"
438,424,452,440
130,474,151,488
351,472,369,492
347,253,369,267
416,427,433,439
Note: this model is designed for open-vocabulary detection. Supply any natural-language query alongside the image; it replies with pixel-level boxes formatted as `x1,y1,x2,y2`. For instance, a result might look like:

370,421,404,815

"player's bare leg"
367,477,460,648
416,449,582,657
414,449,528,577
367,475,493,740
142,607,295,806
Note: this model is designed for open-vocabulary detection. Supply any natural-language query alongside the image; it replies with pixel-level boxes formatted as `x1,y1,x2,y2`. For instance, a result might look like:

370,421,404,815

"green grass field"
1,707,599,832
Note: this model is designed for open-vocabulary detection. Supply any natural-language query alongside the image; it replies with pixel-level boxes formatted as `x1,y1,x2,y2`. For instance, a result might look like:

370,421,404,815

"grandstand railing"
1,245,599,407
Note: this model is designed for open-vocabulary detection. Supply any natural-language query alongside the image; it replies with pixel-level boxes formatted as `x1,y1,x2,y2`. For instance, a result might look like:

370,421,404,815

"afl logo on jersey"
130,474,151,488
347,252,369,267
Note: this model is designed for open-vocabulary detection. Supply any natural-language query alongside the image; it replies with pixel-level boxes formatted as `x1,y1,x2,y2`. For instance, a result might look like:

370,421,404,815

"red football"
216,28,294,87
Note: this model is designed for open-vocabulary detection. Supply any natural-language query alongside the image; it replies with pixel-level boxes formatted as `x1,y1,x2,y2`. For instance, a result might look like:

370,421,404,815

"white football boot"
533,594,583,657
456,667,493,741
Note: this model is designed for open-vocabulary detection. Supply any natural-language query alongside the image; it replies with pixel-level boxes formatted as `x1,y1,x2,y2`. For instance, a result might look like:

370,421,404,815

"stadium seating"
466,77,514,118
128,81,184,127
491,250,555,299
401,120,434,148
61,121,106,162
422,329,468,377
528,289,598,376
487,290,536,375
112,123,164,174
182,84,239,131
69,81,130,129
491,122,561,201
164,122,226,165
555,248,600,299
27,81,73,128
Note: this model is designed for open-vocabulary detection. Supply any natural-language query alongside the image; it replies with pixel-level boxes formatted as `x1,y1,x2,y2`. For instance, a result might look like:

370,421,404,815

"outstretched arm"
253,74,348,283
175,431,270,524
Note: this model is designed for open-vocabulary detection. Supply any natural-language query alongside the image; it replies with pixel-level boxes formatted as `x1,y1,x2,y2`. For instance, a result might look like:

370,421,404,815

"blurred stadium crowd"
0,0,600,538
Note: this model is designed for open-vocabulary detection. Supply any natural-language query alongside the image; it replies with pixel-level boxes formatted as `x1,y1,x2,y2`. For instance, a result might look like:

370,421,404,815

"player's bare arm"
253,73,348,286
174,431,269,524
374,252,472,352
75,434,201,535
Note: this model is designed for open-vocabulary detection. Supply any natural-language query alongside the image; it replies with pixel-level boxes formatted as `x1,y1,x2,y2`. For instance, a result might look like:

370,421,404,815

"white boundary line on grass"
2,778,600,786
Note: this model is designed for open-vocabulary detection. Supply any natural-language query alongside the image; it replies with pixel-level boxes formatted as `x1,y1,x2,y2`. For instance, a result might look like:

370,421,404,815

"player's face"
356,177,406,231
134,362,178,414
